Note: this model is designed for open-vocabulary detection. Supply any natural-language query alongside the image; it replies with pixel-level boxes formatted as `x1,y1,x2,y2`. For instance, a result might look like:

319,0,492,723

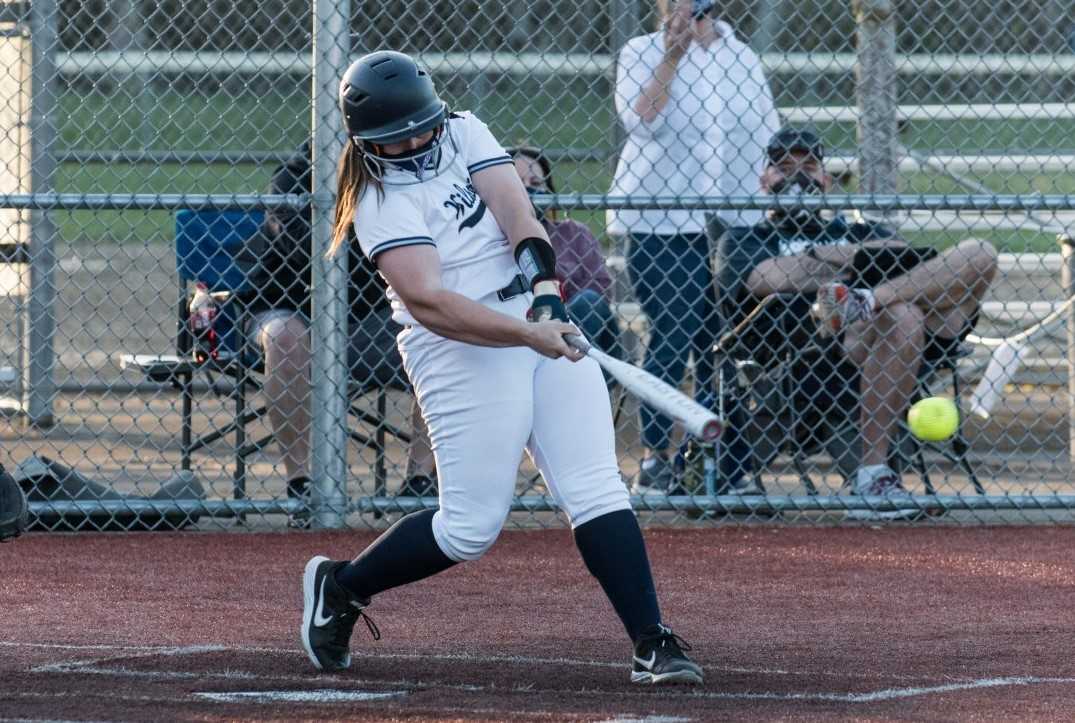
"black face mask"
379,130,442,175
769,171,827,233
525,185,547,223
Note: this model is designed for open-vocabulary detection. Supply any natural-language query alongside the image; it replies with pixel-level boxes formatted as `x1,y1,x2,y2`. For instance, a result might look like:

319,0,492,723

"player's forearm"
746,256,842,297
503,213,548,250
406,289,535,348
810,243,858,269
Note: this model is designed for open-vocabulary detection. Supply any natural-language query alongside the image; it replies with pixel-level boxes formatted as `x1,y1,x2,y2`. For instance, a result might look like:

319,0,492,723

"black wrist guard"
514,236,558,290
528,293,569,323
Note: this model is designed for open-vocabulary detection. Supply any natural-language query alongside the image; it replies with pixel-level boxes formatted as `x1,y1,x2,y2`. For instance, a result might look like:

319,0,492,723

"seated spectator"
718,127,997,506
240,141,436,525
509,146,622,362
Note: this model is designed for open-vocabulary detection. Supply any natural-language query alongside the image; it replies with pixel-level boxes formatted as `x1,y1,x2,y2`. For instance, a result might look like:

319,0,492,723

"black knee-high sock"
335,509,457,600
573,509,661,642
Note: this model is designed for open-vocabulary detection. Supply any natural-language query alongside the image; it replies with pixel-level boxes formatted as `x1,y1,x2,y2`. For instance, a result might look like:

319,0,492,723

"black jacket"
241,142,388,319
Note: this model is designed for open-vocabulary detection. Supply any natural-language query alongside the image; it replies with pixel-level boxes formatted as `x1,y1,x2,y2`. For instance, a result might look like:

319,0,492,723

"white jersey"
354,112,518,326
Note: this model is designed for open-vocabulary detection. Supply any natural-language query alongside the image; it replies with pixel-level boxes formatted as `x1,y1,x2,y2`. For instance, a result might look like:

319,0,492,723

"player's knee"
878,303,925,354
569,492,632,528
261,317,311,368
956,238,999,282
557,469,632,527
432,514,505,562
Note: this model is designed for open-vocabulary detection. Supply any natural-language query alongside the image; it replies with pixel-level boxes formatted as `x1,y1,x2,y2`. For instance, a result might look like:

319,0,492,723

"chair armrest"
715,293,825,362
121,354,200,383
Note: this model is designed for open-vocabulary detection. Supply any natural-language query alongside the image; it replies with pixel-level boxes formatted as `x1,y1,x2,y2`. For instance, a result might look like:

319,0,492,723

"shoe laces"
337,602,381,642
639,625,692,655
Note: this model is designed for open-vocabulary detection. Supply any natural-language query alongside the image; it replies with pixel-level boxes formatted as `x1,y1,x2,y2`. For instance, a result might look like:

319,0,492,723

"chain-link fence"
3,0,1075,530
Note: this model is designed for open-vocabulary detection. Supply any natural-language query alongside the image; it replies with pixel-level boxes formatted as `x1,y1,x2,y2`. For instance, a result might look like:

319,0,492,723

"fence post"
853,0,898,200
1061,234,1075,469
609,0,639,162
309,0,350,528
26,0,57,427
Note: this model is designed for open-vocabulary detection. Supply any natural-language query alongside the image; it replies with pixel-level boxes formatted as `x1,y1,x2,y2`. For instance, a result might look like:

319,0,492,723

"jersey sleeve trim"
467,155,513,174
367,236,436,260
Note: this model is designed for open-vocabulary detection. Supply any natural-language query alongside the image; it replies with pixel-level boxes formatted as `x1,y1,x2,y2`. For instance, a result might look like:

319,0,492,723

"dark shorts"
245,307,408,389
849,245,975,362
849,245,936,287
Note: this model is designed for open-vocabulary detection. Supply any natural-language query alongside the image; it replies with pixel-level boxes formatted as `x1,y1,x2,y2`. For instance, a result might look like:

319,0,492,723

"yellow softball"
907,397,959,442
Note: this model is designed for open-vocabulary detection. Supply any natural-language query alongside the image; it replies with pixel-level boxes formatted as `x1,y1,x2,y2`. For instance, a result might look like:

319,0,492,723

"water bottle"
188,281,218,363
702,442,717,496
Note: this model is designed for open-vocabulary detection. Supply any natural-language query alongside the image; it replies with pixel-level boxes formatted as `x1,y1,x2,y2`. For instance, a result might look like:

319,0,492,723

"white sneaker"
846,464,923,521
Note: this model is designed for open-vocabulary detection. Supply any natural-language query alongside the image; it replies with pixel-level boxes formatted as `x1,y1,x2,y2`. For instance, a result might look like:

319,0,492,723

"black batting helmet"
339,50,447,145
766,126,824,164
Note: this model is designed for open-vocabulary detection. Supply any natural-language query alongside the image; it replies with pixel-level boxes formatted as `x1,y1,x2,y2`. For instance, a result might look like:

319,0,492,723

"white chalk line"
27,663,496,695
6,639,946,682
29,644,226,673
838,677,1075,703
24,661,1075,705
13,641,1075,705
0,641,180,652
69,641,960,682
193,689,407,703
674,676,1075,703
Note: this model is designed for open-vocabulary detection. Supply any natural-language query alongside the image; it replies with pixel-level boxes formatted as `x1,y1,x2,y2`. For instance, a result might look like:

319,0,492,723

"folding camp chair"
123,209,410,517
714,292,983,496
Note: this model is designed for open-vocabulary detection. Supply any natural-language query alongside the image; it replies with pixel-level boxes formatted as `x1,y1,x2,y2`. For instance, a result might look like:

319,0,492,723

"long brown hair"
327,142,382,258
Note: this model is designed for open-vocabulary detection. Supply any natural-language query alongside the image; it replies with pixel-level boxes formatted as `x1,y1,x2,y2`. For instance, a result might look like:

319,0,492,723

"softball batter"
300,50,702,685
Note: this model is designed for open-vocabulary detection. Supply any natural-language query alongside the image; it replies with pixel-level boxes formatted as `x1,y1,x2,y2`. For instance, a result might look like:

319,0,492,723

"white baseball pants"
397,293,631,562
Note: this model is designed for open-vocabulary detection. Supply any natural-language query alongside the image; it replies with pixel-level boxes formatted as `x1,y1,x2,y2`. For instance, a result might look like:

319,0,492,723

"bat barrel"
699,417,723,442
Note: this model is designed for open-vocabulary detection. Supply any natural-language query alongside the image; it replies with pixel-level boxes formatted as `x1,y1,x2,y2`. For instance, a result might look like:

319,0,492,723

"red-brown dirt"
2,526,1074,721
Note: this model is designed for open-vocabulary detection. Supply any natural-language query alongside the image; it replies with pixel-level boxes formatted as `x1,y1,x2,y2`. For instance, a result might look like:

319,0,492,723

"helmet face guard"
355,117,459,185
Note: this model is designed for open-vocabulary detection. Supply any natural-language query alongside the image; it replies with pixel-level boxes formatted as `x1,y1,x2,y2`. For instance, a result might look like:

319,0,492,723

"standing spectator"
510,145,622,361
608,0,780,491
240,141,436,525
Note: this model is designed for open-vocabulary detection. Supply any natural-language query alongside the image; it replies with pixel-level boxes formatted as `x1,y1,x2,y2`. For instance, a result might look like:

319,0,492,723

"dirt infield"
3,527,1075,721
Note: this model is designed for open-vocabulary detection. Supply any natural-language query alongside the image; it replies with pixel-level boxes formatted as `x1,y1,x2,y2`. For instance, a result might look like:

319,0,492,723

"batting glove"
528,280,569,323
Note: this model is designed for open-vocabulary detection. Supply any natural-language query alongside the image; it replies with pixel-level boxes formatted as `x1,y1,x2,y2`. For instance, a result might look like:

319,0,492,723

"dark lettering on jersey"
443,180,487,231
459,200,487,230
443,181,478,218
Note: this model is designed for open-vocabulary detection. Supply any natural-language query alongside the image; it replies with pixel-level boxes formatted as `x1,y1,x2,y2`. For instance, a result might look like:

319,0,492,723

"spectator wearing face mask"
607,0,780,492
716,127,998,506
510,146,623,362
